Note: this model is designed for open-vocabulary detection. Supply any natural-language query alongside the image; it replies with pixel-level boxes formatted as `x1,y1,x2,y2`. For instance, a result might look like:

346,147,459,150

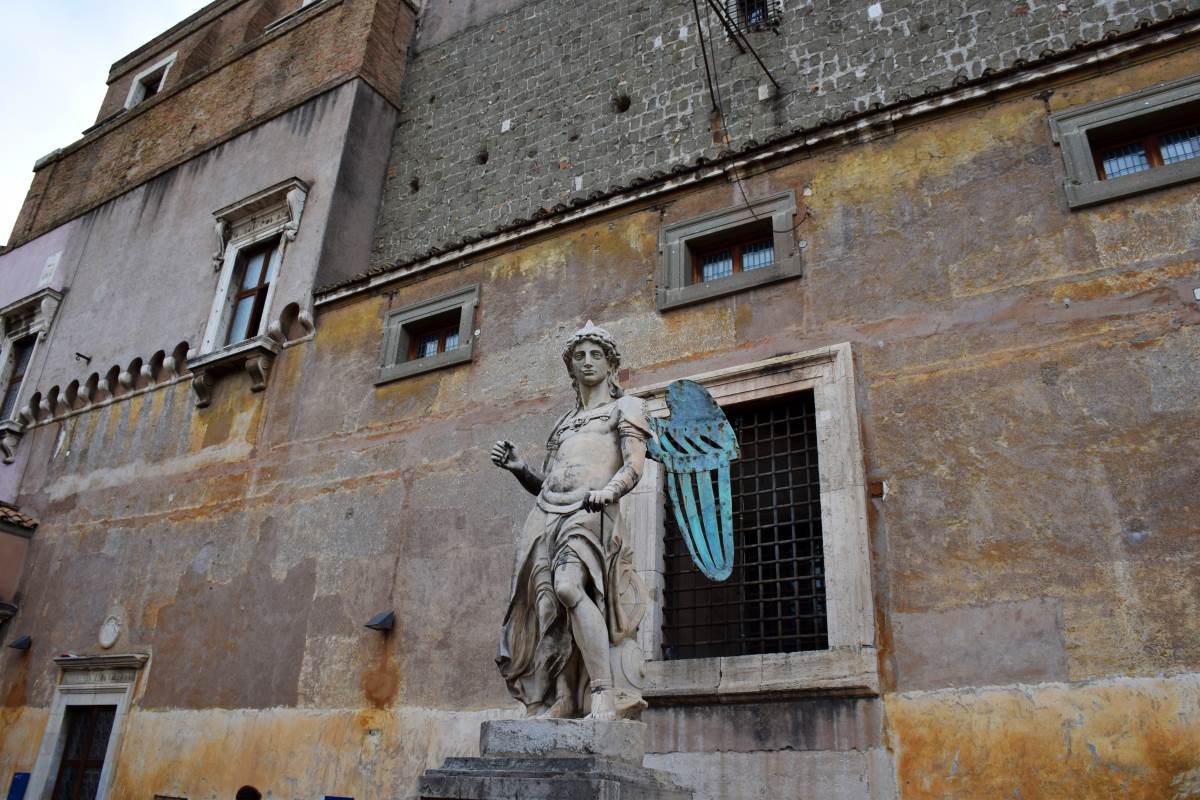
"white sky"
0,1,210,248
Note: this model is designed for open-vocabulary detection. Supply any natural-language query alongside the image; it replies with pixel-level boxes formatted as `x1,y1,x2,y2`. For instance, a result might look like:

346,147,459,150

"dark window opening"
50,705,117,800
726,0,781,30
662,391,827,660
404,310,460,362
1,335,37,421
687,219,775,285
134,67,168,104
225,237,281,346
1089,100,1200,180
235,787,261,800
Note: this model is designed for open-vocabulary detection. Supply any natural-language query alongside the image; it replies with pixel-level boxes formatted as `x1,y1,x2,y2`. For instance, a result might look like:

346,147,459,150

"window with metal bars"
662,390,827,660
50,705,117,800
688,218,776,285
1094,125,1200,179
1050,75,1200,208
1,335,37,421
724,0,782,30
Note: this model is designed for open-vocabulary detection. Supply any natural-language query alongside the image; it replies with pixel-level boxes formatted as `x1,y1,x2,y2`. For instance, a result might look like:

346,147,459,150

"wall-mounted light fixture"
8,635,32,650
364,611,394,632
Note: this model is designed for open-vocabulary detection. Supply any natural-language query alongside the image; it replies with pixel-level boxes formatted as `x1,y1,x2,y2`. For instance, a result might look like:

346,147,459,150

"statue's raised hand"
490,440,523,471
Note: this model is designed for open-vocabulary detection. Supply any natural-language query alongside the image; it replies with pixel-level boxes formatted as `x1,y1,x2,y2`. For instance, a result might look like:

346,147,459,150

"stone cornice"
54,653,149,671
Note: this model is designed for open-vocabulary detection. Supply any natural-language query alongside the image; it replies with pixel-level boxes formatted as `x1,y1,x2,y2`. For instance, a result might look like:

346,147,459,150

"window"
50,706,117,800
629,345,877,699
657,190,801,311
1,335,37,422
225,237,281,346
1093,124,1200,179
725,0,781,31
123,52,177,109
199,178,307,356
1050,73,1200,208
376,285,479,384
663,391,827,660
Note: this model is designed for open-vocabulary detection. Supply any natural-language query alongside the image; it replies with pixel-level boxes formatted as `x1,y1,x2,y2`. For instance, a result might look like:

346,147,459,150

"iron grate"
662,390,827,660
725,0,783,32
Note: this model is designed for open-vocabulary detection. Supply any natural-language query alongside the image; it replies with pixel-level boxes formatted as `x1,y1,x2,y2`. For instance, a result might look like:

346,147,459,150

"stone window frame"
626,343,878,700
199,178,309,357
25,654,148,800
123,51,178,109
375,284,480,385
656,189,802,312
1049,73,1200,209
0,288,64,463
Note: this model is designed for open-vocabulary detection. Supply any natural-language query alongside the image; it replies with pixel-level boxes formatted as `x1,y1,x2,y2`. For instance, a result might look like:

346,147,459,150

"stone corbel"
0,420,23,465
186,335,281,409
212,218,229,272
283,187,307,242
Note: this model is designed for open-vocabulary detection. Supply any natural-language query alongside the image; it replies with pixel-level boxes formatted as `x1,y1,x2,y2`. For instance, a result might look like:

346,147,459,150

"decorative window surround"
625,344,878,700
123,52,177,109
196,178,309,410
376,285,480,385
656,190,802,311
1050,73,1200,208
187,335,281,408
0,288,64,464
26,653,148,800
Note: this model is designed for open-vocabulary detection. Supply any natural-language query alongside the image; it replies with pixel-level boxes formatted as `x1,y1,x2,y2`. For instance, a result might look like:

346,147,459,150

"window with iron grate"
1050,73,1200,208
662,390,827,660
725,0,782,30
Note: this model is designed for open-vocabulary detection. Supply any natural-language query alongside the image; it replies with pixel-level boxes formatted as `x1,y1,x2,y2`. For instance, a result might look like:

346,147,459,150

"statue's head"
562,321,623,408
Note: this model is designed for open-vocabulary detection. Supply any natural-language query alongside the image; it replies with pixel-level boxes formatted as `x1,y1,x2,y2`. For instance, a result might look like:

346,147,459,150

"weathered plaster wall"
370,0,1198,268
8,0,413,249
1,43,1198,800
4,81,396,422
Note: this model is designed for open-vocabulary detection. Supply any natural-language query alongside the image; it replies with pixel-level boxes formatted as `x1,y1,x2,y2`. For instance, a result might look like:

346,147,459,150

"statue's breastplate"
539,405,623,510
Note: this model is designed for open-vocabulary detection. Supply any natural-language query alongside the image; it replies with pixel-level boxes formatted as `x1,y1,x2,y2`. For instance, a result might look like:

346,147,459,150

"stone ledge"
187,335,281,409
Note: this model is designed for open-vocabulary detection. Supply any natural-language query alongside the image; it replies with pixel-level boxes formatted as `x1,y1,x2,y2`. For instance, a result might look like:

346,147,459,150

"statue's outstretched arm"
490,440,544,497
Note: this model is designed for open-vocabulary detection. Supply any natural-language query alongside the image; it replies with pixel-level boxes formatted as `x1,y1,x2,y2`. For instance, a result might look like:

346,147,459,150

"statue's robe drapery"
496,394,650,716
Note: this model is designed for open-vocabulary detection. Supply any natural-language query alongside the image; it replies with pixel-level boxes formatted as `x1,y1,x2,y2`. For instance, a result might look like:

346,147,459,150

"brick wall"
7,0,414,249
370,0,1198,269
95,0,288,124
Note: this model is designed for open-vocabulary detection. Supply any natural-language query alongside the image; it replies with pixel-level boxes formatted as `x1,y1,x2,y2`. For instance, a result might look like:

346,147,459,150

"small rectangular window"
50,705,117,800
376,285,479,384
225,237,281,346
725,0,781,30
662,391,827,660
1050,73,1200,208
1,335,37,421
658,190,801,311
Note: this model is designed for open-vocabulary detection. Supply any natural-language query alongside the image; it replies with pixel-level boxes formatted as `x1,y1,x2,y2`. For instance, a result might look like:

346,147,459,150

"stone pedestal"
417,719,692,799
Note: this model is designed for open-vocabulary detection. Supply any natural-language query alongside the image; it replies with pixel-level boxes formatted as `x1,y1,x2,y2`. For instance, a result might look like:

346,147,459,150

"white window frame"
626,343,878,699
123,52,178,109
201,179,308,356
26,655,147,800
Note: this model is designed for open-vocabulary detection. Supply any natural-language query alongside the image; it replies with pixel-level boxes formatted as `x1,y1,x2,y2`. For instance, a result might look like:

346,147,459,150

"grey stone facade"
370,0,1199,269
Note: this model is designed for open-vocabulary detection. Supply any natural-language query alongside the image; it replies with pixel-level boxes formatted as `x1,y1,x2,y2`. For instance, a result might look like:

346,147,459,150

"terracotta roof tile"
0,501,38,531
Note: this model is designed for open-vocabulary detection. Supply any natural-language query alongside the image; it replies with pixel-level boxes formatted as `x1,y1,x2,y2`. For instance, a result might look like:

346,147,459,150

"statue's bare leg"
554,563,617,720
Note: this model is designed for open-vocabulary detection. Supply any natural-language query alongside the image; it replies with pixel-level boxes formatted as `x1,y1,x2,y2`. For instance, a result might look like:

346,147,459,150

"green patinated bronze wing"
646,380,740,581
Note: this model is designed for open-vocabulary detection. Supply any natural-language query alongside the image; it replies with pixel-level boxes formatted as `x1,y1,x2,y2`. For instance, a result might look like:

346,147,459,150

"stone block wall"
371,0,1197,268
